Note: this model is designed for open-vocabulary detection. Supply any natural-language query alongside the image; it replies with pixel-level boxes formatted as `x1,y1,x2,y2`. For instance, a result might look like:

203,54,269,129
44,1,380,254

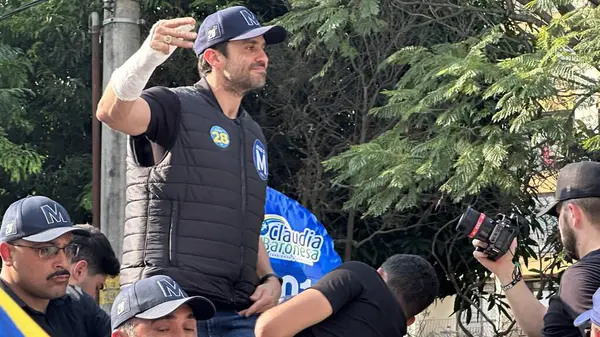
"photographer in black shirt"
473,161,600,337
254,254,439,337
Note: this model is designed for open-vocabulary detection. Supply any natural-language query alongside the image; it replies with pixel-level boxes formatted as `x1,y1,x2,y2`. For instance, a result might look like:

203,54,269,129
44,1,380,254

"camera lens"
457,207,477,233
456,206,494,242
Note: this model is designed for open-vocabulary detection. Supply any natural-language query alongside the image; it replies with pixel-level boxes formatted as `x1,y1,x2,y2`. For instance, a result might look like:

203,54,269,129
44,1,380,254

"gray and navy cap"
0,195,90,243
111,275,216,330
193,5,287,56
537,161,600,217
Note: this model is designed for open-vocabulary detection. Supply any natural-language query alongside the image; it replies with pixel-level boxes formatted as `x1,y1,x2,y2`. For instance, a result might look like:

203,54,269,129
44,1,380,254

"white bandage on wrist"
110,22,178,101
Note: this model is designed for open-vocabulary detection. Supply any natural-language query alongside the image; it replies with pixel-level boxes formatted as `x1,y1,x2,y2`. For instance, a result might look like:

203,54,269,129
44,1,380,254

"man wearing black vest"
96,6,287,337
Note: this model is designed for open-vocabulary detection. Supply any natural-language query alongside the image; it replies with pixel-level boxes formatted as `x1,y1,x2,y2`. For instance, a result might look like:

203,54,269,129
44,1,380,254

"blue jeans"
197,311,258,337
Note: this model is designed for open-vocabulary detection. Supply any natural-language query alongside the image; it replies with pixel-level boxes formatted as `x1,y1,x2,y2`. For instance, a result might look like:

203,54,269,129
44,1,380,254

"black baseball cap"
0,196,90,243
193,6,287,56
537,161,600,217
111,275,216,330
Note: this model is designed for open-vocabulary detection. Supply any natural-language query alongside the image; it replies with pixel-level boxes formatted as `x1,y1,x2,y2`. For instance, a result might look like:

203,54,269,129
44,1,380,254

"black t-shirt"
0,278,111,337
140,86,181,149
296,261,407,337
542,249,600,337
130,86,181,166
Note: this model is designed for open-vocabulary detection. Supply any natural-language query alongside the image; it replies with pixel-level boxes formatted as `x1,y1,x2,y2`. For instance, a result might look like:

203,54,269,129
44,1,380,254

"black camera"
456,206,517,261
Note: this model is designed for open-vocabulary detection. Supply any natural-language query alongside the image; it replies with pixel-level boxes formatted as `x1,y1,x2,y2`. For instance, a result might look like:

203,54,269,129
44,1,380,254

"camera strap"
501,262,523,291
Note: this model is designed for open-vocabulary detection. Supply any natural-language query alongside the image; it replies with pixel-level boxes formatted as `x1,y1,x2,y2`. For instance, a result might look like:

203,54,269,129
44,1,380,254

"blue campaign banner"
261,187,342,300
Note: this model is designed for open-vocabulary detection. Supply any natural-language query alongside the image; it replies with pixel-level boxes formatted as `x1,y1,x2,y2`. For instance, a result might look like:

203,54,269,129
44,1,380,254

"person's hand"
238,277,282,317
472,238,518,284
149,17,197,55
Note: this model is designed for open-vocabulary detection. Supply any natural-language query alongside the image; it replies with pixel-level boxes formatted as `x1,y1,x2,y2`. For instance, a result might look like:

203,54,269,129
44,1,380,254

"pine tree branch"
354,222,428,248
486,1,532,42
391,0,546,26
432,220,509,335
554,75,597,91
514,0,553,24
509,13,545,26
506,0,515,12
391,0,497,13
556,4,576,16
404,10,476,38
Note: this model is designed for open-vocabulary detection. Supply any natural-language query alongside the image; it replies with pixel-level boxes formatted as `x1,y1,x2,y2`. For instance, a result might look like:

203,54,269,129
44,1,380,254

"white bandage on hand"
110,22,179,101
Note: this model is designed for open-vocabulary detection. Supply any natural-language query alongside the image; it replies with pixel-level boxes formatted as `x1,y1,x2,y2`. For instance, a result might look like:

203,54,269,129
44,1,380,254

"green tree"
275,0,600,334
0,0,101,222
0,43,43,186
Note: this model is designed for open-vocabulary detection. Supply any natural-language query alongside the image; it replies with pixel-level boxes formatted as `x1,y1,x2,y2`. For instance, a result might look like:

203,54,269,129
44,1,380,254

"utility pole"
90,12,101,230
100,0,141,312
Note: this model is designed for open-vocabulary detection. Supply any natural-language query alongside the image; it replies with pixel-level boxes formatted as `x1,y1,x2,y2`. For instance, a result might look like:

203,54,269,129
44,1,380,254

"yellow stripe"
0,287,50,337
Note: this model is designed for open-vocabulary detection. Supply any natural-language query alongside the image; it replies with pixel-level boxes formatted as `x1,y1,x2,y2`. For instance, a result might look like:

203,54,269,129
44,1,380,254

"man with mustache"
473,161,600,337
0,195,111,337
97,6,287,336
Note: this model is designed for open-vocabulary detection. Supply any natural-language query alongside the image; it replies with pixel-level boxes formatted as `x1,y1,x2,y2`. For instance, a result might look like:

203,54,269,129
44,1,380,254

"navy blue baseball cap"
193,6,287,56
574,287,600,327
0,196,89,243
111,275,216,330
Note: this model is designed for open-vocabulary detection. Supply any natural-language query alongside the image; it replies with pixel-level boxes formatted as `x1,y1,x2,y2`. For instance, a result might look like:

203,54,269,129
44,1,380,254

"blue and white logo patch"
210,126,230,148
253,139,268,180
116,297,130,316
207,24,221,41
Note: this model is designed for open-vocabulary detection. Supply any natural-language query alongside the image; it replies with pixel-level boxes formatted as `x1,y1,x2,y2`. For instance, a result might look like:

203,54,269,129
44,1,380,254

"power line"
0,0,49,22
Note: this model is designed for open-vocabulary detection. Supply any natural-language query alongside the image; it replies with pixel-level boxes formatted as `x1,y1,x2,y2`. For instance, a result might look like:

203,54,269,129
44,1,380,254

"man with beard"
0,195,111,337
96,6,287,336
473,161,600,337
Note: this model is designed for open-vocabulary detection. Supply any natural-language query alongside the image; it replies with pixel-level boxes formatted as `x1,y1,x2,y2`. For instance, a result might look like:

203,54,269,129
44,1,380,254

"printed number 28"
212,131,229,144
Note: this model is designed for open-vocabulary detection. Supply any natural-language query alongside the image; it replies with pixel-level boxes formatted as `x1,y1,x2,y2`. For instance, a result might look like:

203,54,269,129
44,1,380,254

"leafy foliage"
0,0,102,221
317,0,600,333
324,6,600,214
0,43,43,184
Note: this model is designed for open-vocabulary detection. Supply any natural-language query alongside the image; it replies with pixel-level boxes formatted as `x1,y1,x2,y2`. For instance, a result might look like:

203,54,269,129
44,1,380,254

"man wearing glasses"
0,195,111,337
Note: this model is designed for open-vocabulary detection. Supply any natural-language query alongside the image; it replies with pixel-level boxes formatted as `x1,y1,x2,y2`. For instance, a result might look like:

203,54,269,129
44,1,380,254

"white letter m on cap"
40,204,67,225
240,10,260,26
157,279,184,298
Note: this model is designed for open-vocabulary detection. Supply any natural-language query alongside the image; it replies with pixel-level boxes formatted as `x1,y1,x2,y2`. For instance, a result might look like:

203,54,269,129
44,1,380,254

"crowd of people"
2,4,600,337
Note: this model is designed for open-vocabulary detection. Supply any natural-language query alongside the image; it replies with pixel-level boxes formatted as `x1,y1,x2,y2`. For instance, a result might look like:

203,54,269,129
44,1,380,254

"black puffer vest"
121,79,268,310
